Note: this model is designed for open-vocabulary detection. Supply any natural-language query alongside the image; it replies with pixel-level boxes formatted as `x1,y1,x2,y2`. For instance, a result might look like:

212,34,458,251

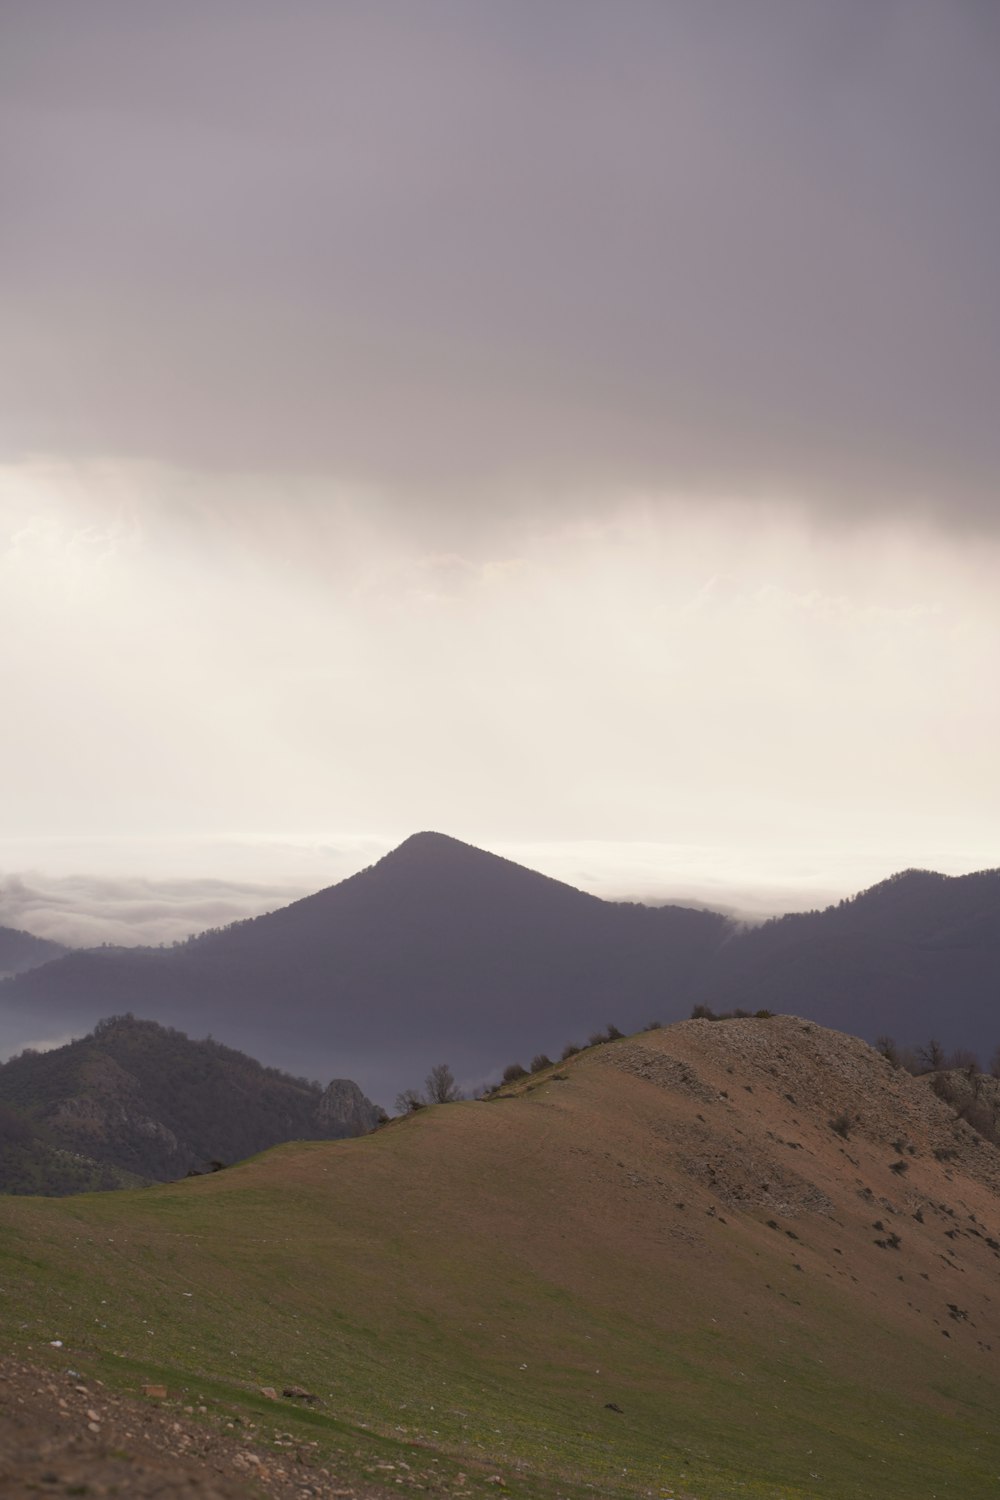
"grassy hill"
3,1016,1000,1497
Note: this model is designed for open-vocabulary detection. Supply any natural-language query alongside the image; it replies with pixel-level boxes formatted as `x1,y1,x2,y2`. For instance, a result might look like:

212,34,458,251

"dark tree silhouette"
424,1063,461,1104
918,1038,947,1072
394,1088,425,1114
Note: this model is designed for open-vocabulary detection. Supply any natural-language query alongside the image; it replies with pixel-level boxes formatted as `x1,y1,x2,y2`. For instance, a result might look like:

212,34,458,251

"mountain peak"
391,830,474,856
372,831,569,885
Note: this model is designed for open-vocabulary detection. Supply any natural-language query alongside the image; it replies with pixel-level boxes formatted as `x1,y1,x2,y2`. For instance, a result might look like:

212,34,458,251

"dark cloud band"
2,1,998,526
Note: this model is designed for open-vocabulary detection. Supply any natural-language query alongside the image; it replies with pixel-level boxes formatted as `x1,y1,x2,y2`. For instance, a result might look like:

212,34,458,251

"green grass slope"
3,1017,1000,1499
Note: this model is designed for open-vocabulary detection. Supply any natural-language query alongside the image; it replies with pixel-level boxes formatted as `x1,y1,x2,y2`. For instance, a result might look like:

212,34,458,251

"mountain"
3,839,999,1104
0,1014,380,1194
4,1015,1000,1498
689,866,1000,1050
0,832,732,1100
0,922,68,978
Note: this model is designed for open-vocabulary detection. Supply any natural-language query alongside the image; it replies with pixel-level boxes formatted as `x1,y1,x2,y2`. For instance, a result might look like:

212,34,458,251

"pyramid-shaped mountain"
0,834,732,1101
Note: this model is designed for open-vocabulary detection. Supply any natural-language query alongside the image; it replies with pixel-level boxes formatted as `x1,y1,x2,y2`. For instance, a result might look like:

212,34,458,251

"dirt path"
0,1355,389,1498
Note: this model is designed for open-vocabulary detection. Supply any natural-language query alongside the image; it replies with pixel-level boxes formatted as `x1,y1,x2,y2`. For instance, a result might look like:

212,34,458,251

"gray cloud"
2,1,999,525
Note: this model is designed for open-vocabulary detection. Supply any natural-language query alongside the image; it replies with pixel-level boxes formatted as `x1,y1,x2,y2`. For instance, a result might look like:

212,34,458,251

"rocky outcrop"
315,1078,380,1136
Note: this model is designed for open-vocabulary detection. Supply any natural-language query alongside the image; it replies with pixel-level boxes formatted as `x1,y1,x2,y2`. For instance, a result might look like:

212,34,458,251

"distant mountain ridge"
1,835,998,1101
689,865,1000,1046
0,1014,380,1195
0,923,68,978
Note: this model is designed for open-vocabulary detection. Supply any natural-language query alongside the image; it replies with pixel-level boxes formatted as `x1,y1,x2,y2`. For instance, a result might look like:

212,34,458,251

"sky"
2,1,999,948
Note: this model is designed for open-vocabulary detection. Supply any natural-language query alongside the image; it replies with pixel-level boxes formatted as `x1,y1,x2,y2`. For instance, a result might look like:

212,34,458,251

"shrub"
875,1034,900,1066
560,1042,581,1060
643,1020,662,1031
502,1062,528,1084
691,1004,716,1021
930,1072,1000,1146
605,1023,624,1041
829,1112,852,1139
958,1098,1000,1145
530,1053,553,1074
587,1032,608,1047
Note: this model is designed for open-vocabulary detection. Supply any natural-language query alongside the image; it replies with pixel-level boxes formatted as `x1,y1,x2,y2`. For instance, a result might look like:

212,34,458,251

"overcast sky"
2,1,998,945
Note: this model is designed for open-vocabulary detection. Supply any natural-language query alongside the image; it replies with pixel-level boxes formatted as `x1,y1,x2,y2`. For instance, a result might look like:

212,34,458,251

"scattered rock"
0,1354,374,1497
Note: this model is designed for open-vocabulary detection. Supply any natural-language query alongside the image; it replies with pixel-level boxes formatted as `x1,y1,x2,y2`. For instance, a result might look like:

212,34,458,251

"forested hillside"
0,1015,380,1194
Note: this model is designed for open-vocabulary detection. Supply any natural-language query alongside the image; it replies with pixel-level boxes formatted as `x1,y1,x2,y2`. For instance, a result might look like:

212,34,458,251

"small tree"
425,1063,462,1104
502,1062,528,1083
530,1053,553,1074
917,1038,946,1073
395,1088,424,1114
